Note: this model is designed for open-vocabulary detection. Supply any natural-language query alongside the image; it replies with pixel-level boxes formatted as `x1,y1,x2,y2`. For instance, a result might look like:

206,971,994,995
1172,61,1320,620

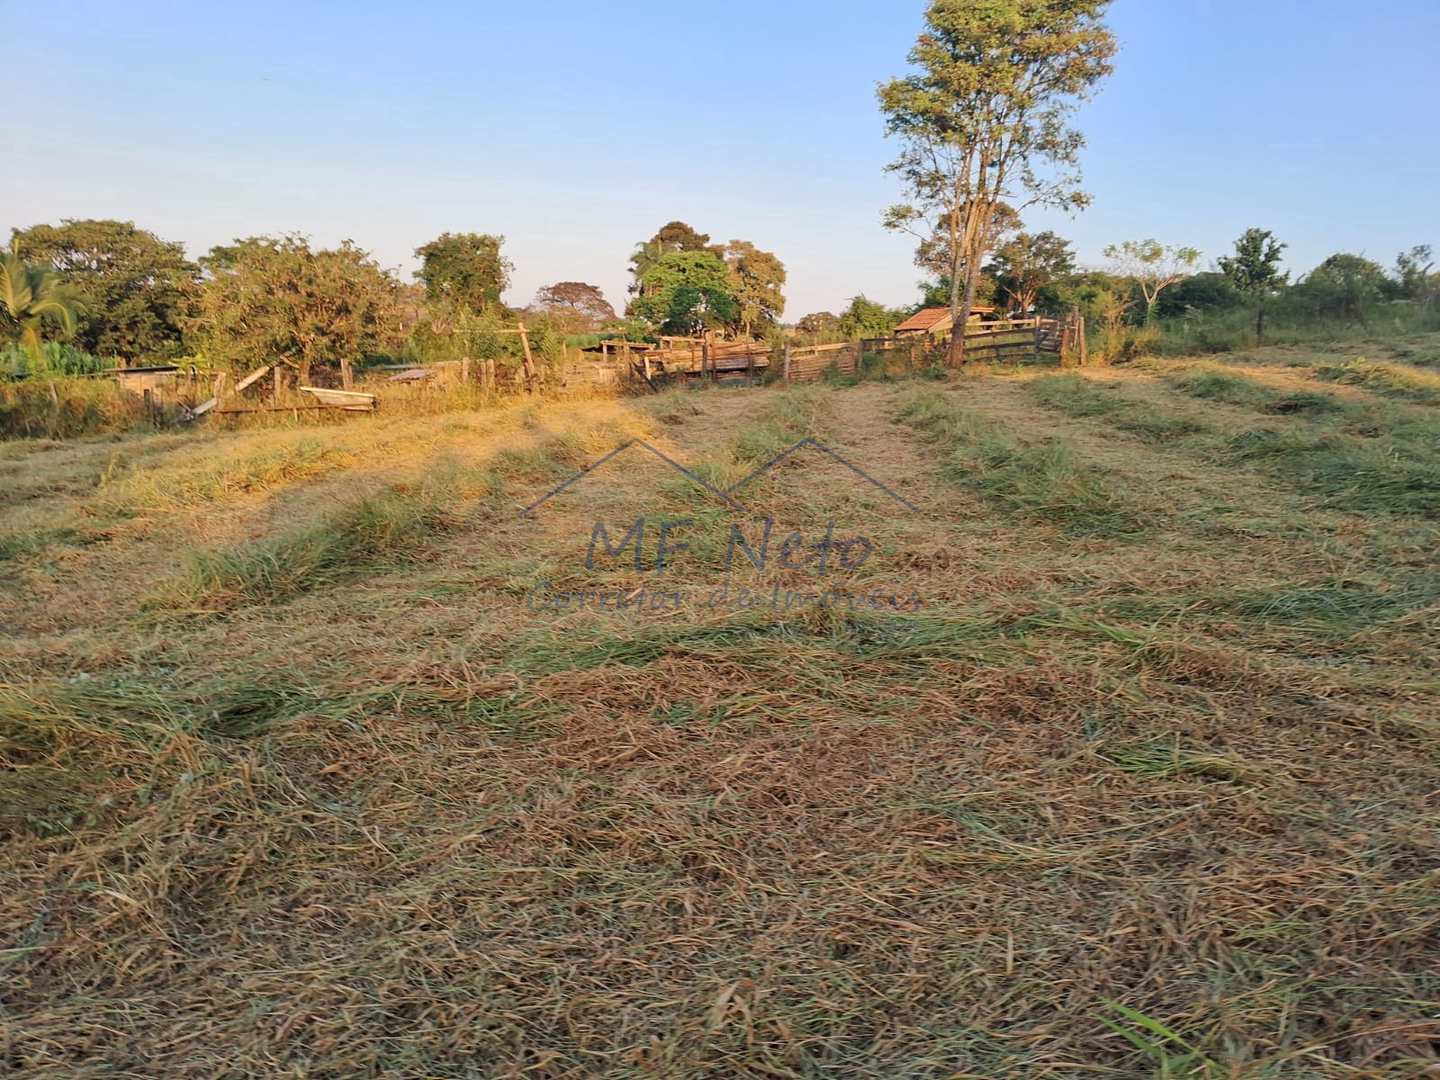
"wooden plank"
232,364,273,394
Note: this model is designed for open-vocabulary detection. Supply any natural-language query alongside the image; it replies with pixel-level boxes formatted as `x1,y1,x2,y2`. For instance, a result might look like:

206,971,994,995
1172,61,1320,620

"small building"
893,306,996,337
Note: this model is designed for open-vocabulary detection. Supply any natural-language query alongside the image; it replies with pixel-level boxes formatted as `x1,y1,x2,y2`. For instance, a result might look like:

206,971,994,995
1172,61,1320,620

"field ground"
2,335,1439,1077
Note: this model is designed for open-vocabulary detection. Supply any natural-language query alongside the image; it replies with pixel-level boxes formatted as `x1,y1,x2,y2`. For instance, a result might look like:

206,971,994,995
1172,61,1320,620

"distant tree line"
1,216,800,380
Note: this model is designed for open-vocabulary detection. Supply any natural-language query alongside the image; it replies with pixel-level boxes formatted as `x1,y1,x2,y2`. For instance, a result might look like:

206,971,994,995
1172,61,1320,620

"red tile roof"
893,305,996,333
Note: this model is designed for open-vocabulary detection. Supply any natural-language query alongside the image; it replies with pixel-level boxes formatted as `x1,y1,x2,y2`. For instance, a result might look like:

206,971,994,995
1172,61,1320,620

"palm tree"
0,244,83,364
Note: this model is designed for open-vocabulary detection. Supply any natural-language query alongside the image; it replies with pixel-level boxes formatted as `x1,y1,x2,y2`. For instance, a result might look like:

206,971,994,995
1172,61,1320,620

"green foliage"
0,376,146,438
414,232,512,311
1218,228,1288,298
838,295,903,339
1156,272,1241,319
879,0,1116,353
794,312,842,340
629,250,738,335
1219,227,1288,344
0,341,106,379
1294,253,1389,323
1104,239,1201,325
628,221,718,291
723,241,787,337
190,235,403,379
986,231,1076,314
0,246,84,361
1393,245,1435,301
10,219,197,360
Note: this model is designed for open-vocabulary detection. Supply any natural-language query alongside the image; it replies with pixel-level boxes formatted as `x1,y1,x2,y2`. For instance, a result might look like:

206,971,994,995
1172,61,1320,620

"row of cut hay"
897,388,1144,537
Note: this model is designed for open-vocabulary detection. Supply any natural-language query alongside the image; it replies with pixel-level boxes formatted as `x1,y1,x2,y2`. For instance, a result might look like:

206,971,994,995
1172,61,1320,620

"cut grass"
93,438,357,515
1166,365,1277,408
3,352,1439,1079
900,389,1144,536
152,477,465,612
1316,357,1440,403
1030,373,1210,440
1226,427,1440,517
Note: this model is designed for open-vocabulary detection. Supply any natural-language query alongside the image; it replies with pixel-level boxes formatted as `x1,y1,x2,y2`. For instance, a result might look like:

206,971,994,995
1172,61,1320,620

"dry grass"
2,339,1439,1077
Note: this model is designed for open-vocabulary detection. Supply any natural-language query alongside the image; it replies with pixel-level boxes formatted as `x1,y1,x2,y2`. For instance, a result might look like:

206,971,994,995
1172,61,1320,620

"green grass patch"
1029,374,1209,441
1101,740,1253,783
1226,428,1440,517
153,478,462,612
900,391,1144,537
1165,366,1277,408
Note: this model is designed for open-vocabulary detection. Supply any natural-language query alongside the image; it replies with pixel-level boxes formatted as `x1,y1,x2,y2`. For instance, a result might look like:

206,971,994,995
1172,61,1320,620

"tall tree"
1394,245,1435,302
880,0,1115,364
414,233,512,311
795,312,841,338
838,296,902,339
1103,239,1201,325
191,236,403,384
723,241,787,337
1218,228,1287,343
10,219,197,359
628,250,737,336
1299,254,1387,326
533,282,617,328
0,246,84,362
629,222,718,293
986,231,1076,315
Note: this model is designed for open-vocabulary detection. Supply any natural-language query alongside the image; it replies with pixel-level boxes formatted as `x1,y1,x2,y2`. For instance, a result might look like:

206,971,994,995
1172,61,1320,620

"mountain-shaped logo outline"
521,437,917,517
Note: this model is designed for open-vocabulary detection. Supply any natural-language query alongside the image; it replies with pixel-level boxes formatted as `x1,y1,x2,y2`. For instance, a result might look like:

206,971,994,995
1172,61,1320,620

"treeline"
0,218,791,380
794,228,1439,360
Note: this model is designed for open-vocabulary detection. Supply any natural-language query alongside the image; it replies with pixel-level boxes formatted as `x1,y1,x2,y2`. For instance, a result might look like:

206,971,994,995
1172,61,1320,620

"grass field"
3,335,1439,1077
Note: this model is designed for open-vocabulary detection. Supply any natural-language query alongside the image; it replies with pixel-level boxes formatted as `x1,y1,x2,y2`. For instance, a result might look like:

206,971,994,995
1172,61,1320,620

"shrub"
0,377,147,439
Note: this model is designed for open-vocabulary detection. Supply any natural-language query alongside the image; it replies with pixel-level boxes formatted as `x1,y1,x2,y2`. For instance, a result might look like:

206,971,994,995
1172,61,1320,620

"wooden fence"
784,342,859,384
860,314,1082,368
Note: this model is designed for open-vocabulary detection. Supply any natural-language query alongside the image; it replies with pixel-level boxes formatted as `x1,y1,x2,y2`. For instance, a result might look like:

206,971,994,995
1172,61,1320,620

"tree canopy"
880,0,1115,361
1104,239,1201,324
10,219,197,359
1219,228,1288,341
629,222,720,292
723,241,787,337
190,236,403,381
629,251,738,336
838,296,902,339
414,232,512,311
986,231,1075,315
533,282,617,328
1,246,84,363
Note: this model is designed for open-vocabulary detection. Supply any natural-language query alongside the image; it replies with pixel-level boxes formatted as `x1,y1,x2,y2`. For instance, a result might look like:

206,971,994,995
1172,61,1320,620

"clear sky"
6,0,1438,318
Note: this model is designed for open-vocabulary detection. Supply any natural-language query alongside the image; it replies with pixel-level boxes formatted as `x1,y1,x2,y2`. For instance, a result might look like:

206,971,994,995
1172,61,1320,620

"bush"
0,342,108,379
0,377,148,439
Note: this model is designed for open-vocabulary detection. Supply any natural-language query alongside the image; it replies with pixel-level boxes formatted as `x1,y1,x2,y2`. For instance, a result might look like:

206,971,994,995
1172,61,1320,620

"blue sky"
6,0,1438,317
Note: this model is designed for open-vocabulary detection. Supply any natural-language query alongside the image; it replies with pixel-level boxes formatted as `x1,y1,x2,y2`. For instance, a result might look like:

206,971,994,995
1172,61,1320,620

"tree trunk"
1255,302,1265,345
950,257,980,368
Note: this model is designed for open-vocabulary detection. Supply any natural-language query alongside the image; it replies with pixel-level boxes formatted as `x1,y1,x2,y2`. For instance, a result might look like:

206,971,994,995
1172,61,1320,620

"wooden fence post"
783,342,792,384
517,323,537,391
